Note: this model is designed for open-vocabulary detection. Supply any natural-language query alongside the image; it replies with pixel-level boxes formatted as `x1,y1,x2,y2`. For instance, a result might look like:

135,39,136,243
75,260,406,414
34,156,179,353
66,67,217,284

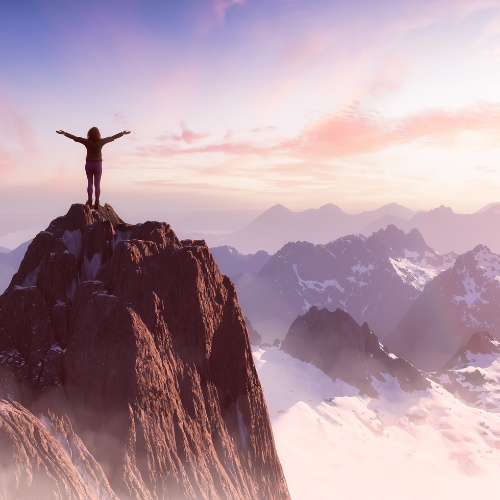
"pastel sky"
2,0,500,214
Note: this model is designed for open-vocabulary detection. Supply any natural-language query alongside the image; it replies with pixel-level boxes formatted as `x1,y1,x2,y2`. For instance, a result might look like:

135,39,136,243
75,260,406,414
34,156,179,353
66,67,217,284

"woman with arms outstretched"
57,127,130,209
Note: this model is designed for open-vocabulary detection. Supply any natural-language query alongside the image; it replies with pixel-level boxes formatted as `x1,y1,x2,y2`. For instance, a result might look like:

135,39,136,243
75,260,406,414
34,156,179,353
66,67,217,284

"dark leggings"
85,162,102,200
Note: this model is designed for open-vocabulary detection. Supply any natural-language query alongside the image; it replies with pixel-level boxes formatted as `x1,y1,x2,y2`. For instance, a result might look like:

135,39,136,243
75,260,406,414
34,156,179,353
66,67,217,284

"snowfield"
254,346,500,500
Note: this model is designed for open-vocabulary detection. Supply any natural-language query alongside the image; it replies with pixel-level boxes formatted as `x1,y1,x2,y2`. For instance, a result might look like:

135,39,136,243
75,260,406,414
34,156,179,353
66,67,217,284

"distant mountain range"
189,202,500,256
235,225,456,343
360,203,500,254
209,202,418,254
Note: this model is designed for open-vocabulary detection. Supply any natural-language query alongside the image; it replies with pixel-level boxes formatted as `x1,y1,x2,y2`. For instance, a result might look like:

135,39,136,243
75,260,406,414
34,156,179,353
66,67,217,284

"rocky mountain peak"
369,224,433,260
280,307,430,397
0,203,290,499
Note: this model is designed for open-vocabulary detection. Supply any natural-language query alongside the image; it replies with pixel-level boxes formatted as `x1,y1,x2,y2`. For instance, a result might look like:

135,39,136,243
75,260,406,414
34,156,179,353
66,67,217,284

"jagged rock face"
0,401,117,500
434,332,500,411
387,245,500,371
244,317,262,346
0,204,290,500
280,307,430,397
236,224,455,343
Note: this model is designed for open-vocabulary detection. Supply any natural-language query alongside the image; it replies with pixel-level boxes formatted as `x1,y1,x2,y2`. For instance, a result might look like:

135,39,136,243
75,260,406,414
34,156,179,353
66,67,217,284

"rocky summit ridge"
280,306,430,398
0,203,290,500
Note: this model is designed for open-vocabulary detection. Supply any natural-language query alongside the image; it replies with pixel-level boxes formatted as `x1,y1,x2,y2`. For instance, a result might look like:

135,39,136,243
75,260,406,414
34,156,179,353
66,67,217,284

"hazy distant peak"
473,202,500,214
317,203,344,214
367,224,434,260
267,203,291,213
431,205,454,214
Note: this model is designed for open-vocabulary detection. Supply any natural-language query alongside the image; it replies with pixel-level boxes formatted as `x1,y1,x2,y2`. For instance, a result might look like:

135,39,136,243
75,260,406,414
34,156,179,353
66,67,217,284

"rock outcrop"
434,331,500,411
280,306,430,397
0,204,290,500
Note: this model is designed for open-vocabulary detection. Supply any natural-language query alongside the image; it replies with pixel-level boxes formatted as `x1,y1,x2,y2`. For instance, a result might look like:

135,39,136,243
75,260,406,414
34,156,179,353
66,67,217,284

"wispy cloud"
134,100,500,162
280,101,500,160
111,111,128,126
157,120,209,145
252,126,278,133
134,141,269,158
0,95,37,171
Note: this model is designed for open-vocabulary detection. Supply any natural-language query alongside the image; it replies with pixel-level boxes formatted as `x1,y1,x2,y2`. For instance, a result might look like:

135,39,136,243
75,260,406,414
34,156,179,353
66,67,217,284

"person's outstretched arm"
102,130,131,144
56,130,86,144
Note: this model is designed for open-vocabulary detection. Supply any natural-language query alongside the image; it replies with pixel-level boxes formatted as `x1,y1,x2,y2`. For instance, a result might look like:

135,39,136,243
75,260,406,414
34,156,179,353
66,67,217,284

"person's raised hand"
56,130,65,134
123,130,131,134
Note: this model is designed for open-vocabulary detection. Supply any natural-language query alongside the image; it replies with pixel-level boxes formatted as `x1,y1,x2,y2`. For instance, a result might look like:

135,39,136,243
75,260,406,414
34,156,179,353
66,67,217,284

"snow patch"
390,257,452,292
81,253,102,281
351,263,374,274
62,230,82,259
254,345,500,500
293,264,344,294
113,230,131,250
22,264,40,287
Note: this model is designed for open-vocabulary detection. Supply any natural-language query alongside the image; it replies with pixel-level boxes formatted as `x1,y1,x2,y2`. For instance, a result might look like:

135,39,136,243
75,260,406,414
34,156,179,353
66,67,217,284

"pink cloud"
252,126,277,133
0,95,37,171
134,141,269,158
280,101,500,160
0,98,36,153
159,121,209,145
134,100,500,162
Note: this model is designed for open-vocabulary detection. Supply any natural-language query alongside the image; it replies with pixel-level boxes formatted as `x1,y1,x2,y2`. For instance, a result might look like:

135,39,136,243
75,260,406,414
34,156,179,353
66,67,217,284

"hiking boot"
94,200,100,210
86,198,92,207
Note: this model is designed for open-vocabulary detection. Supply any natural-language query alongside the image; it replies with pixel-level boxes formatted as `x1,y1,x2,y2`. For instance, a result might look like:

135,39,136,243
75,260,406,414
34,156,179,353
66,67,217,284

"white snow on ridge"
453,275,487,308
255,346,500,500
351,263,373,274
389,257,453,291
292,264,344,294
474,246,500,280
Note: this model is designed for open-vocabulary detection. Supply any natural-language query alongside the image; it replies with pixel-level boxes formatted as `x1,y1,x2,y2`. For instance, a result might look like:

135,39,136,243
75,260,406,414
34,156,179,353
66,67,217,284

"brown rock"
0,204,289,500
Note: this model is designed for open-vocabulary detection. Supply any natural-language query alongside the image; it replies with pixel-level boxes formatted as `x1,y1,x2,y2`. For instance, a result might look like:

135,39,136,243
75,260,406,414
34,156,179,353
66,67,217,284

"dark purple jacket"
64,132,124,162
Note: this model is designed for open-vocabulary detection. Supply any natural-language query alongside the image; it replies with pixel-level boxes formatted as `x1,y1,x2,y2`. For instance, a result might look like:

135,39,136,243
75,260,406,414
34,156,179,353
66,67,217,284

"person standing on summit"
57,127,130,210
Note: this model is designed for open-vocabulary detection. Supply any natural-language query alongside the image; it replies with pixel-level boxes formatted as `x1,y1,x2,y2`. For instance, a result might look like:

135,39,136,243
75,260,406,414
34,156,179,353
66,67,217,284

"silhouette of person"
57,127,130,210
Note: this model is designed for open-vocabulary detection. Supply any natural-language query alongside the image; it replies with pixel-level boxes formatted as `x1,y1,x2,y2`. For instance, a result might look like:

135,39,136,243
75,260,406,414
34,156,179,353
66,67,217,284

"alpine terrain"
236,224,456,342
253,307,500,500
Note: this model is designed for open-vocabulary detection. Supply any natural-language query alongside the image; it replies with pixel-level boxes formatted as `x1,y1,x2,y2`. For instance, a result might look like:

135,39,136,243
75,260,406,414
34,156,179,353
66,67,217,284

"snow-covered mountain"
254,309,500,500
236,225,456,343
388,245,500,371
435,331,500,412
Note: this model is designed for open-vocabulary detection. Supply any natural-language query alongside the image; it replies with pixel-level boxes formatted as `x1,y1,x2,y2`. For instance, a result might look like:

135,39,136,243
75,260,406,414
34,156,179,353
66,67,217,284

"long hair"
87,127,101,141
